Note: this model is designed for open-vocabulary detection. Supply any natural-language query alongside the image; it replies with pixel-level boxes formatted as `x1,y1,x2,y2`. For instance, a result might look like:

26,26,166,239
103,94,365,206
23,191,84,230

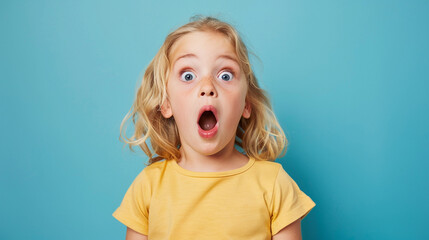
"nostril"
200,91,215,97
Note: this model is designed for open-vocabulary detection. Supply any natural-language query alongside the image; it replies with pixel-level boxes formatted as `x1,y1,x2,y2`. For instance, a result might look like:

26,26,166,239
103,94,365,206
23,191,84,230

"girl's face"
161,30,251,157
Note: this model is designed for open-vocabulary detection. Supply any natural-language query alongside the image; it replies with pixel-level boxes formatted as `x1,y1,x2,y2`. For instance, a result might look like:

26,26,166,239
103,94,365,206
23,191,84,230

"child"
113,16,316,239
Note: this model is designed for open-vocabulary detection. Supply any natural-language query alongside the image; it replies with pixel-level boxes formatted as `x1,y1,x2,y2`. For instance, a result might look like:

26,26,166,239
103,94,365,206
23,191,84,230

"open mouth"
197,105,218,131
197,106,219,138
198,110,217,130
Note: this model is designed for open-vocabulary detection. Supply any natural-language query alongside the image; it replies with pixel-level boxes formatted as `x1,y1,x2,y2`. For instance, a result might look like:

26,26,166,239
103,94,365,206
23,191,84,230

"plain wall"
1,0,428,239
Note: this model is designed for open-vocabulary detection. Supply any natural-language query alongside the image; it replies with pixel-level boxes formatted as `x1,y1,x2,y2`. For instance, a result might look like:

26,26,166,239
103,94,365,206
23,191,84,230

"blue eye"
180,71,195,81
219,71,233,81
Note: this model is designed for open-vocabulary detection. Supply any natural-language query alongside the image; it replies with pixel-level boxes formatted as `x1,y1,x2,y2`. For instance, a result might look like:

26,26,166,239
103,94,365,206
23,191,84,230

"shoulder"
246,159,286,189
140,160,168,180
131,160,168,188
252,159,284,176
251,159,298,190
143,160,167,174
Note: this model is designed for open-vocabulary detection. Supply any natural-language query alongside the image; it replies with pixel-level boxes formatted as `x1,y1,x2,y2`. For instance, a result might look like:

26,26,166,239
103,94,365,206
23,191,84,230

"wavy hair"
120,16,287,165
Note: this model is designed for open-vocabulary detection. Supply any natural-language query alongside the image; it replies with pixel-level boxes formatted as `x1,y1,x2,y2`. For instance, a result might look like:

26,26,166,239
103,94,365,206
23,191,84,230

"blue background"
1,0,428,239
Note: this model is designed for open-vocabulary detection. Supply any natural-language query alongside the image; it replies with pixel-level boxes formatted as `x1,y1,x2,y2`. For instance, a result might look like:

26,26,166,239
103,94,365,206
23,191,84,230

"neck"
178,138,248,172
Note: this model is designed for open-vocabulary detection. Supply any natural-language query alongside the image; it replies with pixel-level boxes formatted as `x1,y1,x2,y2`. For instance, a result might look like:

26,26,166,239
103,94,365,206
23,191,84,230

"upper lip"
197,105,218,123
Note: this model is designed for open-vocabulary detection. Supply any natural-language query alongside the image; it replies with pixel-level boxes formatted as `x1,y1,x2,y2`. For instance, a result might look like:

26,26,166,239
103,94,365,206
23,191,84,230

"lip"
197,105,219,138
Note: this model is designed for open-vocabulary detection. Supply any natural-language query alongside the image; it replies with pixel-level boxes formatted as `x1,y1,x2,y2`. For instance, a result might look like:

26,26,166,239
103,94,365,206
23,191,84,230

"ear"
160,99,173,118
242,101,251,119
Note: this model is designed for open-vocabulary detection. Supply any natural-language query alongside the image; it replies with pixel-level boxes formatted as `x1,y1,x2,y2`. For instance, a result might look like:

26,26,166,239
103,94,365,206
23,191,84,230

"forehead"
169,31,238,64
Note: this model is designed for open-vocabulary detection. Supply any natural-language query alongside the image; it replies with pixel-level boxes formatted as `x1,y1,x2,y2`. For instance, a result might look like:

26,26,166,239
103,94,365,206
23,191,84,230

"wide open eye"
180,71,196,81
218,71,233,81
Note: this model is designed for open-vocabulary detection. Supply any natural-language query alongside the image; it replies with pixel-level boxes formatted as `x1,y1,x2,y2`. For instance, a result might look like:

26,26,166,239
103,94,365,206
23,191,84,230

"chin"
194,142,227,156
197,147,222,156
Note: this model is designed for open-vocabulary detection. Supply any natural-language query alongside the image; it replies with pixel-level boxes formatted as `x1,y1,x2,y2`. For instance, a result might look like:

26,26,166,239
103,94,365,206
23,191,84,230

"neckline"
170,157,255,178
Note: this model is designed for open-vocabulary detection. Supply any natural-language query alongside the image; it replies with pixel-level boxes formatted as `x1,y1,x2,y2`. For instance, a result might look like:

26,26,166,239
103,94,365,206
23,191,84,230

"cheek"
166,84,193,124
236,86,248,109
166,82,182,109
169,95,187,119
227,91,247,119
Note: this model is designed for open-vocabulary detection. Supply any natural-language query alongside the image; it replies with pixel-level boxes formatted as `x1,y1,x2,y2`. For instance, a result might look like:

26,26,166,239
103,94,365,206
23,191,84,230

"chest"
147,175,273,239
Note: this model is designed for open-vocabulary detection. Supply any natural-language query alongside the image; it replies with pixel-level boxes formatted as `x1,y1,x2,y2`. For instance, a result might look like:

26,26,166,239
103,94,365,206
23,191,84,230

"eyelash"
178,68,236,79
219,68,235,76
179,68,193,76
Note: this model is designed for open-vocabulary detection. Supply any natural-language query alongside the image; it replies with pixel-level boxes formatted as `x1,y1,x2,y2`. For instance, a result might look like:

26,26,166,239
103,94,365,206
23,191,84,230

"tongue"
199,111,217,130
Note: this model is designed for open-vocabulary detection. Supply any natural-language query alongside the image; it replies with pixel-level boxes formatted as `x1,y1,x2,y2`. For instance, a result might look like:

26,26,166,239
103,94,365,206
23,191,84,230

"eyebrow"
174,53,198,63
173,53,240,66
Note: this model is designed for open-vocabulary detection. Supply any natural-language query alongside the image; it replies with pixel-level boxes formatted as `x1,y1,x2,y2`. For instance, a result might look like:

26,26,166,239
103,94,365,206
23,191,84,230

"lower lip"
198,123,219,138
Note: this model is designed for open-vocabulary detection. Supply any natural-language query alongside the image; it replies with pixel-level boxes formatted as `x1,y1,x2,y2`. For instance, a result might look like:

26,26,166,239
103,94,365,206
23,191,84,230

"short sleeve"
270,166,316,235
112,169,151,235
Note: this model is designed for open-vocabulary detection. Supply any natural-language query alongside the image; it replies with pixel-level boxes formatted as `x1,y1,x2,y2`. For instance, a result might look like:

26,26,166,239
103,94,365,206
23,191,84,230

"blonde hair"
120,16,287,165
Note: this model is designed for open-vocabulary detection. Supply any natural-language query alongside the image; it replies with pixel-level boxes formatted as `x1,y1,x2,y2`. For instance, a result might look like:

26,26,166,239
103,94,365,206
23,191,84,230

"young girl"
113,16,316,240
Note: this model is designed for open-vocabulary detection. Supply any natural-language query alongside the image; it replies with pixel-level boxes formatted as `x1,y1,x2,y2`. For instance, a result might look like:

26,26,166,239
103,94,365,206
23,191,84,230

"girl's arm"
126,227,148,240
272,219,302,240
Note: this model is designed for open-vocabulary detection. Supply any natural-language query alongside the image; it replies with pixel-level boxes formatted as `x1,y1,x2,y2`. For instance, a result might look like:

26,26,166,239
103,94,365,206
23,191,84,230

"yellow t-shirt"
112,157,316,239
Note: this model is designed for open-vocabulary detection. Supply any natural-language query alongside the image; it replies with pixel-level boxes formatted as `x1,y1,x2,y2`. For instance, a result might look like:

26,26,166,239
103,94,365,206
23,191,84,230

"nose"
199,76,217,97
